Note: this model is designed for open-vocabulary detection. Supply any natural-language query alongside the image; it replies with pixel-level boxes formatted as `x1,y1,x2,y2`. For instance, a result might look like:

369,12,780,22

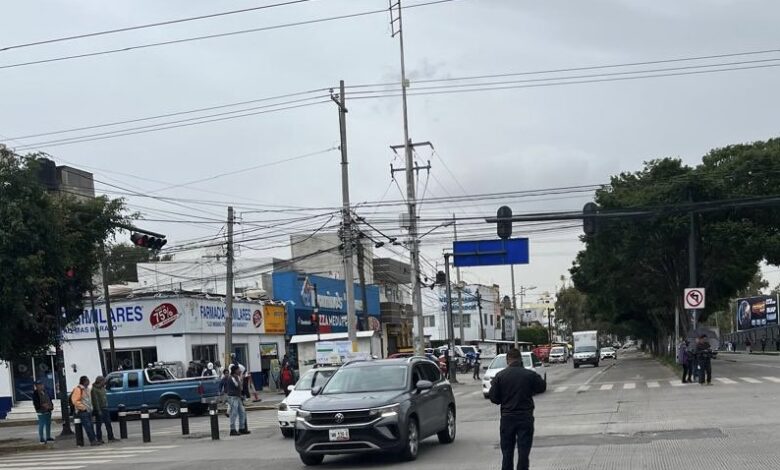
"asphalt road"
4,350,780,469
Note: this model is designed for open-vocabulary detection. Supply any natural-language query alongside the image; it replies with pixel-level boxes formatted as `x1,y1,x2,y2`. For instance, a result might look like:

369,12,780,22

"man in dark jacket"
32,381,54,444
694,335,713,385
226,365,249,436
91,376,116,443
489,348,547,470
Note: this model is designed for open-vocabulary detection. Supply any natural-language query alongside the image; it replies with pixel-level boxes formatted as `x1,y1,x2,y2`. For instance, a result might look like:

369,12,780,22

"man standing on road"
227,365,250,436
489,348,547,470
677,340,691,383
91,376,116,443
71,376,100,446
473,349,482,380
695,334,713,385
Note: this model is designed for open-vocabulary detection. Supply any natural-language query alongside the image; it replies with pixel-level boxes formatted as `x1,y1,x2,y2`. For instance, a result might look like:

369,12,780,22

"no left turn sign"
684,288,705,310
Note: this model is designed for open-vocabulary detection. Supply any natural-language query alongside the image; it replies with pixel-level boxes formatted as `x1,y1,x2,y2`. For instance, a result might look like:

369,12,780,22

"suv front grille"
308,410,373,426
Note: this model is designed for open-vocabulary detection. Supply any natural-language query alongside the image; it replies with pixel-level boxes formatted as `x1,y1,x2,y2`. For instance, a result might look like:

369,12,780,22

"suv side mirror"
415,380,433,392
311,386,322,396
287,385,295,392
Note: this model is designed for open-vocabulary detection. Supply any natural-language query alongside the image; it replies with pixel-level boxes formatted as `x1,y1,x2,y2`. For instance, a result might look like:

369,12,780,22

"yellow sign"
264,305,286,335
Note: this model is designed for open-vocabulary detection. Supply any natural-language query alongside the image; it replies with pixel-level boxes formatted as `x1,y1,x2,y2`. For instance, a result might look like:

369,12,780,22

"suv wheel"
299,453,324,466
400,417,419,461
437,406,456,444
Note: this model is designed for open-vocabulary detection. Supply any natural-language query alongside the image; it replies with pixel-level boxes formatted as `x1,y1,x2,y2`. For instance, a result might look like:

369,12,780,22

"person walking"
761,337,767,353
746,338,752,354
32,381,54,444
677,340,691,383
695,335,713,385
280,363,295,396
71,376,100,446
489,348,547,470
473,349,482,380
226,365,249,436
91,376,116,443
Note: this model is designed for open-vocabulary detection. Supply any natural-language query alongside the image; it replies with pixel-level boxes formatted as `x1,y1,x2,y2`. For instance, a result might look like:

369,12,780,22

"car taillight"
197,385,204,395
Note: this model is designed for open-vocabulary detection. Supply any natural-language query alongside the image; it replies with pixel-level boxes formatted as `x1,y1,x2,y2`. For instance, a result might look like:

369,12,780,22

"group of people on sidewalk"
677,335,714,385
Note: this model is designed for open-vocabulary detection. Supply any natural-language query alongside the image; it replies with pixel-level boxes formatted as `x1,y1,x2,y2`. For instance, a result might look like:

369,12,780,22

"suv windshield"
322,365,407,394
295,369,335,391
550,347,564,354
575,346,597,353
601,347,614,352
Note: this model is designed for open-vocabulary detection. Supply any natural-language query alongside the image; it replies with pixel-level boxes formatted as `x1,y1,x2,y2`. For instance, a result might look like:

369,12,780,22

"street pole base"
58,425,74,437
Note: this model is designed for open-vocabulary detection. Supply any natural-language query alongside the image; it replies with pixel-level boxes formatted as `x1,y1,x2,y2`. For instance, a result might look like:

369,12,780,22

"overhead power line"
0,0,316,52
0,0,459,70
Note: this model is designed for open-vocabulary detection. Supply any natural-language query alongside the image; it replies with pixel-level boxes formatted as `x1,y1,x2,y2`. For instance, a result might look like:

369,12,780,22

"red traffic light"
65,267,76,279
131,232,167,250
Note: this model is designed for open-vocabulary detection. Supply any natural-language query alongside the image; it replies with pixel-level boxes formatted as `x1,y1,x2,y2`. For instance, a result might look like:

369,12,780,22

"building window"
424,316,436,327
192,344,219,364
489,315,494,326
452,315,471,328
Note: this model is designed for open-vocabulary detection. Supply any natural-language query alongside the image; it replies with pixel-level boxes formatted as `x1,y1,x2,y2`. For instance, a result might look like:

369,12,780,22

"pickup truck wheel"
299,453,323,466
162,399,181,418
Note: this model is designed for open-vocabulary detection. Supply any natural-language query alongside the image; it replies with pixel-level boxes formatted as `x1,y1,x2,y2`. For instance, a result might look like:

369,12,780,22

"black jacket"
226,375,243,397
489,362,546,419
32,389,53,413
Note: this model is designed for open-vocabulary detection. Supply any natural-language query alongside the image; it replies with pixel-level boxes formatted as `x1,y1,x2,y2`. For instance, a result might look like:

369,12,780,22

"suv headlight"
278,402,288,411
296,409,311,420
369,403,401,418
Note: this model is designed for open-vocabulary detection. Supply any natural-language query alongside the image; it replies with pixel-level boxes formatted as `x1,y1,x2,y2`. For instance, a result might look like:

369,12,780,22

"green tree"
516,326,549,345
571,138,780,353
0,149,127,361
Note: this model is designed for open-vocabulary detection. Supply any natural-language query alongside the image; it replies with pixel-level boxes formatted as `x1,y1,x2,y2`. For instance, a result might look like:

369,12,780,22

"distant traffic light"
131,232,167,250
435,271,447,285
583,202,599,236
497,206,513,240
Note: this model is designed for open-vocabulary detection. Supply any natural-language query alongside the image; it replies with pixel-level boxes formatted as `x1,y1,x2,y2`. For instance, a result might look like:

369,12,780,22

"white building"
424,284,502,343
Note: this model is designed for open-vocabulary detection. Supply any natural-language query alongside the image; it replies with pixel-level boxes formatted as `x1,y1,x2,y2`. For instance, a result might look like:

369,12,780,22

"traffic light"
131,232,167,250
583,202,599,236
435,271,447,285
497,206,513,240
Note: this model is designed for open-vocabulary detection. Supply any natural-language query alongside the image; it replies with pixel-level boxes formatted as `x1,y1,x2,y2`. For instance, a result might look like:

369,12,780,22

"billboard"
736,295,778,331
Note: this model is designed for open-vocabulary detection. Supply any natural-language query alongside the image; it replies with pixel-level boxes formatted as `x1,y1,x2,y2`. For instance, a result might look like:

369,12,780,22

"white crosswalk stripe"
0,445,177,470
623,382,636,390
599,384,613,391
646,381,660,388
577,385,590,392
761,376,780,383
740,377,762,384
715,377,738,384
669,381,685,387
554,386,568,393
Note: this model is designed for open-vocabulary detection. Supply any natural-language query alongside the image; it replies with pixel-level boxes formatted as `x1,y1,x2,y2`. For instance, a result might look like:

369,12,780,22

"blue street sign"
453,238,529,267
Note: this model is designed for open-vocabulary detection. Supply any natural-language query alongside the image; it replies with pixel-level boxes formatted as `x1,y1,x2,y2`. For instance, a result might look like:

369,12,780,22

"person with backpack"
280,364,294,396
91,376,116,443
71,376,100,446
32,380,54,444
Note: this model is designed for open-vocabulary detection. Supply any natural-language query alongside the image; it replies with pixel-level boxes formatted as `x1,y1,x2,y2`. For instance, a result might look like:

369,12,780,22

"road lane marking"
0,462,111,467
0,467,85,470
577,385,590,392
0,458,126,464
740,377,762,383
761,376,780,383
669,381,685,387
623,382,636,390
554,386,568,393
715,377,738,384
646,381,660,388
599,384,613,391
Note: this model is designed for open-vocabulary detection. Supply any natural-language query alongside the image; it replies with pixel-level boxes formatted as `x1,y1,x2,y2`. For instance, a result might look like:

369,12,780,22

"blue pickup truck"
105,367,221,418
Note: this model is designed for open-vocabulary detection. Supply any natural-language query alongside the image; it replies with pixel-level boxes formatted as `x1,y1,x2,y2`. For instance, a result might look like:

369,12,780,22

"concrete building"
373,258,414,354
424,284,502,343
290,233,373,283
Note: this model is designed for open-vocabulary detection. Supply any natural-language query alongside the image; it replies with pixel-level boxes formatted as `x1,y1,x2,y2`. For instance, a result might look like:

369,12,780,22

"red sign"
150,303,180,329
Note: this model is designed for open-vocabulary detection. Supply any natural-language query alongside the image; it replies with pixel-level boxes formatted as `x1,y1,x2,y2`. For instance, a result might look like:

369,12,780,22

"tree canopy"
104,243,171,284
571,138,780,348
0,149,127,361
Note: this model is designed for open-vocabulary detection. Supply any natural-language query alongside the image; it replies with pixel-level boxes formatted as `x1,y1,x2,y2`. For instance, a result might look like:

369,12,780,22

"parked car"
532,346,551,362
105,367,220,418
599,347,617,360
294,357,456,466
278,366,338,438
548,346,567,363
482,352,546,399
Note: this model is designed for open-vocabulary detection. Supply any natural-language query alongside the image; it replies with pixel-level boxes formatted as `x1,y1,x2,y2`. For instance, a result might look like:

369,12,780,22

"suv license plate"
329,428,350,441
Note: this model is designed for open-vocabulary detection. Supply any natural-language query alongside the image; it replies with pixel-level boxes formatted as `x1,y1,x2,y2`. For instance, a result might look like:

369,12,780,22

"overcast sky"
3,0,780,304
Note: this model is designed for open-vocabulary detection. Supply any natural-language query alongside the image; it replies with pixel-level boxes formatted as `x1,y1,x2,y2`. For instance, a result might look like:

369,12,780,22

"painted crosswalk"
0,446,176,470
546,376,780,394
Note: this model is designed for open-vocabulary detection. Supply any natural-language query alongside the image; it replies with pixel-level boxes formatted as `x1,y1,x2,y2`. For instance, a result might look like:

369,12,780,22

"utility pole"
332,80,358,351
511,264,518,349
89,290,106,376
390,0,425,356
224,206,234,368
444,253,458,383
476,290,484,341
54,298,72,436
99,247,116,371
688,199,698,332
453,214,465,344
356,240,369,332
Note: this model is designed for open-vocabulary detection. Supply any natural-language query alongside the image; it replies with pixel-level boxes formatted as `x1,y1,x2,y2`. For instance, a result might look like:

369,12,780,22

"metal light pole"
511,265,518,349
444,253,458,383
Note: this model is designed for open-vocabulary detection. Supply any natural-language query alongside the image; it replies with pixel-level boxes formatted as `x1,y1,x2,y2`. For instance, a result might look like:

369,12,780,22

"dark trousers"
77,410,97,443
500,416,534,470
698,361,712,384
473,364,480,380
94,409,114,441
682,363,691,382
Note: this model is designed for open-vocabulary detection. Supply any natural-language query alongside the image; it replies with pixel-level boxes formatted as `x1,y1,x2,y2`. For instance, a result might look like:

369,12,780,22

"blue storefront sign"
272,272,380,335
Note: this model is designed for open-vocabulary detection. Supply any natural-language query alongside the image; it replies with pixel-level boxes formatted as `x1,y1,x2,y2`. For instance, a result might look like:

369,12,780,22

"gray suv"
294,357,457,466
